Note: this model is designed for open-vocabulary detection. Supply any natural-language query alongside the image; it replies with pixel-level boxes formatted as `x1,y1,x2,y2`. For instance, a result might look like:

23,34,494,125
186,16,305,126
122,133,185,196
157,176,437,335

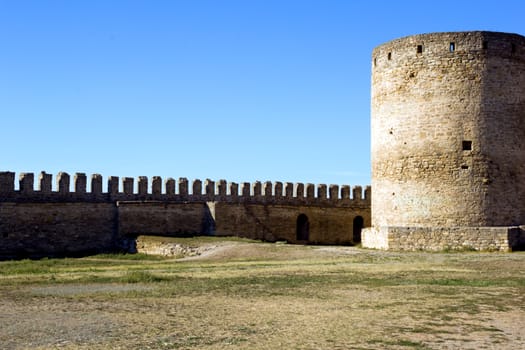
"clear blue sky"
2,1,525,188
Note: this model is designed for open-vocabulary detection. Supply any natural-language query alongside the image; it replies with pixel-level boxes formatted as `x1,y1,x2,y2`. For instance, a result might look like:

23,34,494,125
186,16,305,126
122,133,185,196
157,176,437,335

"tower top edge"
373,31,525,52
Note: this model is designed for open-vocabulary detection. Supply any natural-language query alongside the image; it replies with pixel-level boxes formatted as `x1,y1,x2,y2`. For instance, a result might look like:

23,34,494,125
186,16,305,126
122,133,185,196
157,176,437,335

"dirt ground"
0,238,524,349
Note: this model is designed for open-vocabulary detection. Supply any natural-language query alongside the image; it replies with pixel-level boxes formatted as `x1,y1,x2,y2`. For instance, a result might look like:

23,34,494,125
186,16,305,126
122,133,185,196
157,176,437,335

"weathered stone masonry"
4,31,525,256
363,31,525,251
0,171,370,258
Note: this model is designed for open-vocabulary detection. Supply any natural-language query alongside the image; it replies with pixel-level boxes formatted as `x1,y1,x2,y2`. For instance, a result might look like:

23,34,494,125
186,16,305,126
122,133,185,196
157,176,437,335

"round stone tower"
363,31,525,251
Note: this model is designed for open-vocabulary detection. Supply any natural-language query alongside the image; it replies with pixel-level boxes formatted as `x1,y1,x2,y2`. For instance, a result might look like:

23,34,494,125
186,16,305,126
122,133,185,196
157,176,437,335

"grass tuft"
120,270,170,283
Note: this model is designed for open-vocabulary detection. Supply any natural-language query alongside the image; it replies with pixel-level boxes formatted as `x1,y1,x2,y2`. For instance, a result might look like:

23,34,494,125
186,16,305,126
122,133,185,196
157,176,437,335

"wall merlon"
263,181,272,198
192,179,202,198
152,176,162,197
274,182,283,198
165,178,175,195
0,171,15,195
39,172,52,193
285,182,294,199
74,173,87,194
229,182,239,198
57,172,70,194
294,183,305,199
138,176,148,196
179,178,189,199
91,174,102,195
341,185,351,200
353,186,363,200
108,176,119,195
364,186,371,201
242,182,250,197
123,177,134,195
217,180,227,198
253,181,262,198
19,173,34,194
329,184,339,200
317,184,327,200
205,179,215,200
306,183,315,199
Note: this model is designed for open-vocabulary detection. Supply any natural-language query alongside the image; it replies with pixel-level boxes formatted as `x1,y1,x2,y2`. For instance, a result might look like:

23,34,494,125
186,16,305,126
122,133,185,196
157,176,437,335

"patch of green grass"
405,326,454,335
422,278,494,287
367,338,430,349
442,246,478,253
147,274,332,297
87,253,167,260
120,270,171,283
0,254,169,275
0,257,89,275
65,270,180,285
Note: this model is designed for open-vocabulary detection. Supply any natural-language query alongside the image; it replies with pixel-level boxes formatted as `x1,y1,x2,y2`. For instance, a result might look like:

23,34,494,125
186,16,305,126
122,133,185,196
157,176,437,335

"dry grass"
0,237,524,349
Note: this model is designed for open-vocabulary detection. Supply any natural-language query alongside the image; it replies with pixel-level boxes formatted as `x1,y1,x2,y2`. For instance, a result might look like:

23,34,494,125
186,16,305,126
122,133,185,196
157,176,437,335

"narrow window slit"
417,45,423,54
449,42,455,52
387,52,392,60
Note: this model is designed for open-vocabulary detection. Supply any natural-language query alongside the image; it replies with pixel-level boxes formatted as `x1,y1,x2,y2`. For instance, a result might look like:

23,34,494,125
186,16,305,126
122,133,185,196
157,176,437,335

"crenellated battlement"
0,171,370,207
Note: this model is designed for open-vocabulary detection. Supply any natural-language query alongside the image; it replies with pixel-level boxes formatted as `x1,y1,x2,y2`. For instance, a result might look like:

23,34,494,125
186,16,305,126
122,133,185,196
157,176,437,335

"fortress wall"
0,171,370,257
117,202,212,237
0,171,369,205
362,226,518,252
213,203,370,245
0,202,117,258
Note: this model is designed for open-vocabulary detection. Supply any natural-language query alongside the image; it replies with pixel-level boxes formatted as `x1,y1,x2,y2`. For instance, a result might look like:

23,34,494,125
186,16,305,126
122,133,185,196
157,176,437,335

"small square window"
462,140,472,151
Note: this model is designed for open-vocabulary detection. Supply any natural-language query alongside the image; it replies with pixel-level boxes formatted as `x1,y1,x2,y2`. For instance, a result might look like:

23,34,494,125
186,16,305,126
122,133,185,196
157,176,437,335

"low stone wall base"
362,225,525,252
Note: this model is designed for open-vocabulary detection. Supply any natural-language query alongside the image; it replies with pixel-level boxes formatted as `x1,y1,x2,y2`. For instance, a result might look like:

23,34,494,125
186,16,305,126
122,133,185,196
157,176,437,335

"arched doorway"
353,216,364,244
296,214,309,241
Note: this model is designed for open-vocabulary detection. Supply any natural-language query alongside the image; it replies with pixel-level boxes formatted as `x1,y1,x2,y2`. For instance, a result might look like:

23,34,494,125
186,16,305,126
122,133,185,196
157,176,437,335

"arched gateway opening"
296,214,309,241
353,216,364,244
